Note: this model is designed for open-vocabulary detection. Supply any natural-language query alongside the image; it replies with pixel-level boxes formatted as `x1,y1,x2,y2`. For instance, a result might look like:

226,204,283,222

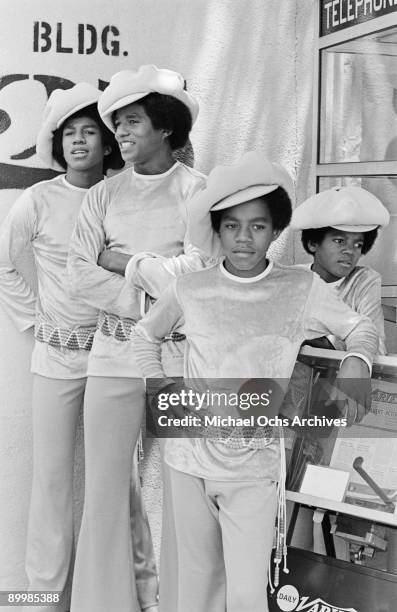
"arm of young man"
124,244,214,299
131,281,186,417
304,274,378,424
353,269,386,355
97,243,211,299
67,181,138,318
0,190,37,331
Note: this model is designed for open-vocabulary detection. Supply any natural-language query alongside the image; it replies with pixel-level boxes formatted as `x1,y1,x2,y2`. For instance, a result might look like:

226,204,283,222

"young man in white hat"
0,84,153,612
67,65,206,612
130,152,378,612
282,186,389,428
282,186,389,423
291,185,389,353
282,185,390,553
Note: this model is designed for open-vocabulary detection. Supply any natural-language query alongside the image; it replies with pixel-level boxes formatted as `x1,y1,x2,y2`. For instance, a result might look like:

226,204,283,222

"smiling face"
218,198,281,278
61,115,109,173
113,102,170,169
310,229,365,282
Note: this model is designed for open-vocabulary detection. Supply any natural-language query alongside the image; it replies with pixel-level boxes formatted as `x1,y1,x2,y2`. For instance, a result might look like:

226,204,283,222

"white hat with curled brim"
36,82,101,171
98,64,199,132
291,186,390,232
200,151,293,212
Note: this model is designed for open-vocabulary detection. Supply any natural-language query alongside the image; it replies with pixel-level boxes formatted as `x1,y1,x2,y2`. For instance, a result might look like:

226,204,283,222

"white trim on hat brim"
211,184,279,212
331,224,379,232
55,96,100,129
100,92,151,131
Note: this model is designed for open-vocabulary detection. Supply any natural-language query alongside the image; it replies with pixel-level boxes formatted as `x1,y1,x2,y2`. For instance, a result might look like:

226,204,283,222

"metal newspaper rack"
286,346,397,563
286,347,397,528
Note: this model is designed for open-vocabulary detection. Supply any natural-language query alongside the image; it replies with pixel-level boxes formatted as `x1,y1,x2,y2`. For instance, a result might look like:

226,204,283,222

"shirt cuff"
124,256,135,286
124,252,159,287
340,352,372,376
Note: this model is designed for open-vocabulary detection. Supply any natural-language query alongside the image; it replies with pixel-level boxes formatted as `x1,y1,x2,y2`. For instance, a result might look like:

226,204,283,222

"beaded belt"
163,331,186,342
35,321,95,351
199,412,274,449
97,311,186,343
97,311,136,342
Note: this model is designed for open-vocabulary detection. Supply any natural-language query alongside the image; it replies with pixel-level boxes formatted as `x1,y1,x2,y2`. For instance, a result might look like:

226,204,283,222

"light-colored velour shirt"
67,161,206,378
298,262,386,355
131,261,378,481
0,175,99,378
280,263,386,420
331,266,386,354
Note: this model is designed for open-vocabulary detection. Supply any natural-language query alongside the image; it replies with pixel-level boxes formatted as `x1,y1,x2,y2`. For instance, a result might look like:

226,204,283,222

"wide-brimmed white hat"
36,83,101,171
194,151,293,213
98,64,199,132
291,186,390,232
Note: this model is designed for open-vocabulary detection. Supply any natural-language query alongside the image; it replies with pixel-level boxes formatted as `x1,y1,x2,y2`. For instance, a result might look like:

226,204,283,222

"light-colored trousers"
25,375,157,612
70,376,158,612
158,439,178,612
169,467,277,612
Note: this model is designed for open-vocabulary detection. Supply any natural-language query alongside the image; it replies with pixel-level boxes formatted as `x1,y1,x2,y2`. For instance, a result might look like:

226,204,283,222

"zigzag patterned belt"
197,409,274,449
35,321,95,351
96,311,136,342
163,331,186,342
97,311,185,343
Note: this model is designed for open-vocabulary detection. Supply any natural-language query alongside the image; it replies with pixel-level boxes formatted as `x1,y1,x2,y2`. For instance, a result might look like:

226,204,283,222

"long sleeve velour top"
0,175,99,378
296,262,385,355
67,161,206,377
281,263,386,420
333,266,386,355
131,261,378,481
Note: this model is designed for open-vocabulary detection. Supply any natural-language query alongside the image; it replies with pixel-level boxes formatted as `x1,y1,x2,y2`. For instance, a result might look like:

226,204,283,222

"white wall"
0,0,317,591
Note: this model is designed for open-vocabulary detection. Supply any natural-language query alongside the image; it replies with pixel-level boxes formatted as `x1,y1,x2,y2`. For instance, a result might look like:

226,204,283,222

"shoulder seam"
178,164,206,179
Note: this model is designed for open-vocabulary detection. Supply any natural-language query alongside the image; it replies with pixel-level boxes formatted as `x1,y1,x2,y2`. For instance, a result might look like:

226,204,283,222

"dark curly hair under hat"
301,226,378,256
211,187,292,234
111,92,193,152
52,104,124,173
